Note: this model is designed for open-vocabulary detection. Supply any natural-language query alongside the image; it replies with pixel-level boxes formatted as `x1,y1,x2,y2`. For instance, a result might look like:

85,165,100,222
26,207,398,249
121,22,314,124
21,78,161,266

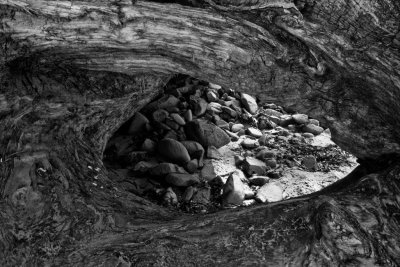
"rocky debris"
128,112,149,134
165,173,200,187
158,138,191,164
303,124,324,135
134,161,158,173
192,187,211,206
292,114,308,124
255,182,283,203
243,157,268,176
180,140,205,165
222,170,246,206
309,119,320,126
185,119,230,148
240,93,258,114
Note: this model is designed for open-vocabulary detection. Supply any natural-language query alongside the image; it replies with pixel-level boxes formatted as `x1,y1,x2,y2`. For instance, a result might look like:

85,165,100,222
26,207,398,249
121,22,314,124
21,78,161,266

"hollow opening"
103,74,358,213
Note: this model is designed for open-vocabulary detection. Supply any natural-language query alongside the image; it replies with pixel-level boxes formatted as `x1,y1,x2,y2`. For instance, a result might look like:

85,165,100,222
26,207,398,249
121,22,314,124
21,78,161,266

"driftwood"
1,0,400,265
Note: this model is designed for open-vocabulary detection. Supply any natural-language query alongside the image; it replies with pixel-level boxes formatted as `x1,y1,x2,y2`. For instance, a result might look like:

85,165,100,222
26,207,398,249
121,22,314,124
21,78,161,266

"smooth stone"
186,159,199,173
182,186,196,202
150,163,186,176
158,138,191,164
152,109,169,122
241,139,259,149
222,170,246,206
302,156,317,170
206,91,219,102
292,114,309,124
141,138,156,152
303,132,314,138
243,157,268,176
225,130,239,141
249,175,270,186
231,123,244,133
255,182,283,203
185,119,230,148
128,112,149,134
309,119,320,126
208,82,222,90
200,162,217,182
184,109,193,122
247,127,263,138
240,93,258,114
303,124,324,135
207,146,221,159
165,173,200,187
162,187,178,206
170,113,186,126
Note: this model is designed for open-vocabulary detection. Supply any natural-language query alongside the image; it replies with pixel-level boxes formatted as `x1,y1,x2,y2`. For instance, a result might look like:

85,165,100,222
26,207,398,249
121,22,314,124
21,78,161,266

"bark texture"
1,0,400,266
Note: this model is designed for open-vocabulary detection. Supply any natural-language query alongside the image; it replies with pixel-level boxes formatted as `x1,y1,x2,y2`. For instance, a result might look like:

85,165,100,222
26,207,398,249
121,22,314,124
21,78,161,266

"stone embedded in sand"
152,109,169,123
240,93,258,114
292,114,308,124
157,138,191,164
165,173,200,187
302,156,317,170
303,124,324,135
207,146,221,159
170,113,186,126
190,95,208,116
141,138,156,152
185,119,230,148
247,127,263,138
222,170,246,206
241,138,259,149
243,157,268,176
128,112,149,134
255,182,283,203
150,163,187,176
249,176,270,186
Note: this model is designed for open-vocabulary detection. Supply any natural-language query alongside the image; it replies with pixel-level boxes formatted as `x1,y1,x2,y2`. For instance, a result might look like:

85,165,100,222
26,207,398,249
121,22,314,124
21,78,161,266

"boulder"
292,114,309,124
303,124,324,135
222,170,246,206
157,138,191,164
128,112,149,134
150,163,187,176
240,93,258,114
255,182,283,203
165,173,200,187
185,119,230,148
243,157,268,176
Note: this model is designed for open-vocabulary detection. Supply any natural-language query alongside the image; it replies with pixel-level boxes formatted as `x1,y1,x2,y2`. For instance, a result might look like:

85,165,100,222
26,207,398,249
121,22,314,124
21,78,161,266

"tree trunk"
1,0,400,266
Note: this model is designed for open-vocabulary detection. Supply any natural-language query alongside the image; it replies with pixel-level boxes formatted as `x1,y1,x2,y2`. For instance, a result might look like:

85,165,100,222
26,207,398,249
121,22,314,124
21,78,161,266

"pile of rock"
105,77,332,211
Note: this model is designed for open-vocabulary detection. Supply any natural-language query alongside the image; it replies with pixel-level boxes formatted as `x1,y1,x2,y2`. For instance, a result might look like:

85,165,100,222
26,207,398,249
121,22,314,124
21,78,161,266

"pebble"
303,124,324,135
292,114,308,124
255,182,283,203
207,102,222,113
258,134,269,146
170,113,186,126
279,114,294,127
165,173,200,187
182,186,196,202
134,161,158,173
157,138,191,164
264,109,283,118
243,157,268,176
303,132,314,138
240,93,258,114
234,155,244,166
221,106,237,117
208,82,221,90
186,159,199,173
158,95,180,110
265,159,277,169
247,127,263,138
190,95,208,116
206,91,219,102
192,187,211,205
215,119,229,130
165,119,180,131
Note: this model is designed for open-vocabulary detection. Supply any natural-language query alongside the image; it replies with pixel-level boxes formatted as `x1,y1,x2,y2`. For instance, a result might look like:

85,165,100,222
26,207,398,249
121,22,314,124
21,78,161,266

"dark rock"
128,112,149,134
157,138,191,164
152,109,169,123
158,95,180,110
302,156,317,170
265,159,277,168
240,93,258,114
180,140,205,163
243,157,268,176
164,130,178,140
165,119,180,130
150,163,187,176
292,114,308,124
134,161,158,173
165,173,200,187
207,146,221,159
249,176,270,186
255,182,283,203
234,155,245,166
222,170,246,206
267,171,281,179
185,119,230,148
215,119,229,130
303,124,324,135
258,134,269,146
221,106,237,117
279,115,294,127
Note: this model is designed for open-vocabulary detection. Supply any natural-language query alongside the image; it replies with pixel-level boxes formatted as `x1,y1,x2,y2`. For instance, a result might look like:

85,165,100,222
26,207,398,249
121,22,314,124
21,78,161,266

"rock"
268,116,281,125
243,183,255,199
157,138,191,164
303,124,324,135
180,140,205,163
265,159,277,169
242,199,257,206
249,175,270,186
258,134,269,146
309,119,320,126
241,138,259,149
208,82,221,90
279,115,294,127
292,114,309,124
303,132,314,138
158,95,180,110
247,127,263,138
152,109,169,122
215,119,229,130
164,130,178,140
287,124,297,131
207,102,223,113
207,146,221,159
192,187,211,205
162,187,178,206
225,130,239,141
231,123,244,133
185,119,230,148
165,173,200,187
222,170,246,206
302,156,317,170
234,155,244,166
170,113,185,126
256,149,276,160
182,186,196,202
255,182,283,203
221,106,237,117
186,159,199,173
200,162,217,181
165,119,180,131
264,109,283,117
206,90,219,102
267,171,281,179
134,161,158,173
190,95,208,116
240,93,258,114
128,112,149,134
141,138,156,152
243,157,268,176
184,109,193,122
150,163,186,176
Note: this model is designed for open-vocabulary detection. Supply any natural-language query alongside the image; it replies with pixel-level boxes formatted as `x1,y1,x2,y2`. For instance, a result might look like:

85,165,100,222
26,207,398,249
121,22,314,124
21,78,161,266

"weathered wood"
1,0,400,266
